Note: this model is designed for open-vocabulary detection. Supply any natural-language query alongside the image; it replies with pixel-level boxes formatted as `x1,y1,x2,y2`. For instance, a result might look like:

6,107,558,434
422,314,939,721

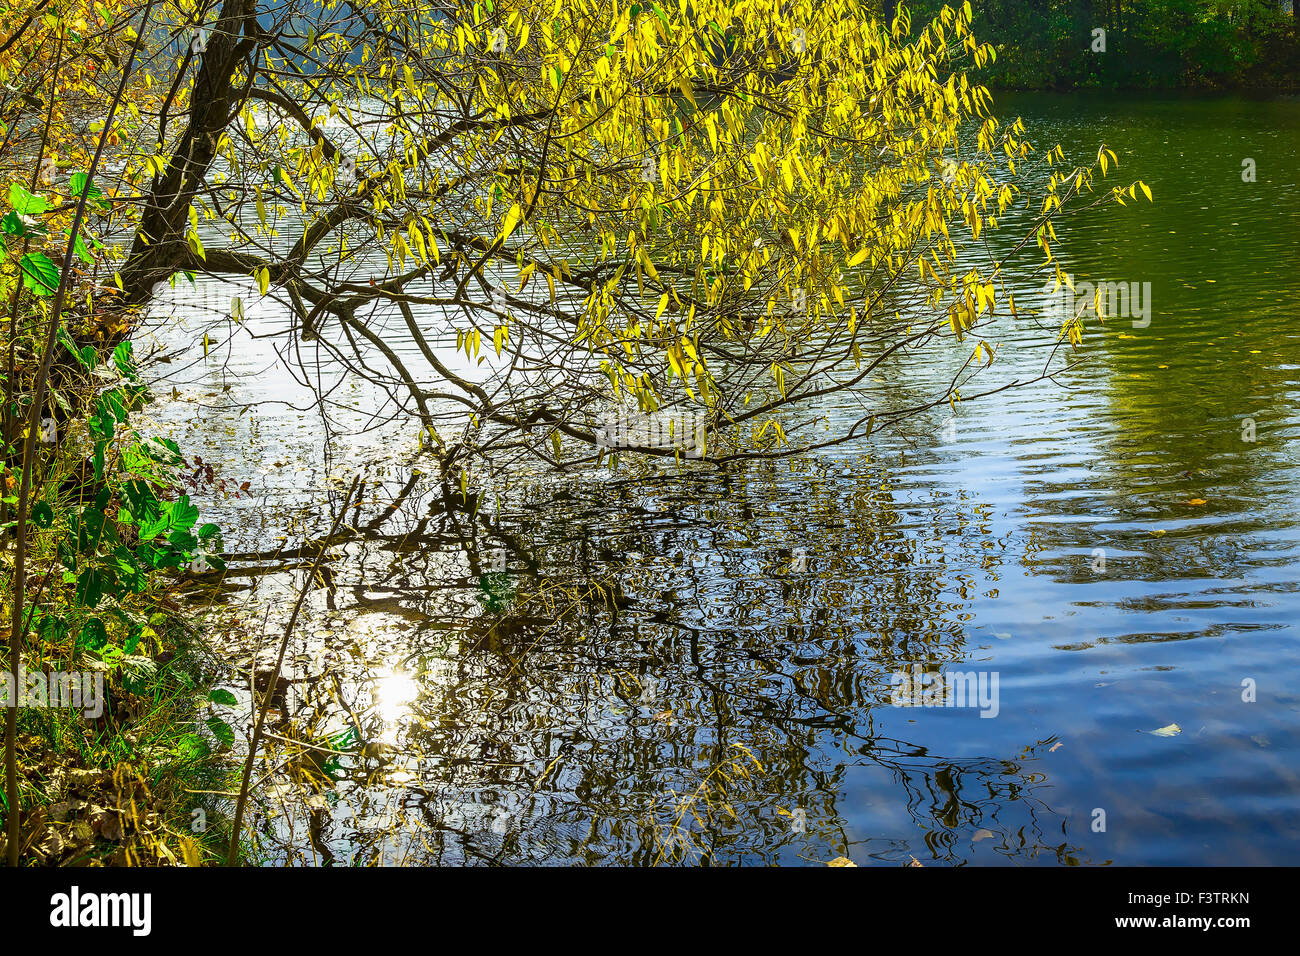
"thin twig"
226,474,359,865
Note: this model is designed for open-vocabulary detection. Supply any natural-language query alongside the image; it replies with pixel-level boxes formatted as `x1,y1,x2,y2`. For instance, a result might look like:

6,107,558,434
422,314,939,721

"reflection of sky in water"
138,93,1300,865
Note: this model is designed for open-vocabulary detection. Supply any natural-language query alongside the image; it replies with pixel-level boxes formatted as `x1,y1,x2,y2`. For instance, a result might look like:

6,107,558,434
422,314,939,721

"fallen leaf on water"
907,855,924,867
1049,741,1064,753
1149,529,1167,537
826,856,857,867
1186,498,1207,506
972,829,995,843
1150,723,1181,737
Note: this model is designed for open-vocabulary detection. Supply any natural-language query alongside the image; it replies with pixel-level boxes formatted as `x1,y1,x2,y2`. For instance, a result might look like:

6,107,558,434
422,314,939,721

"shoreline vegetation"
0,323,239,865
0,0,1289,868
0,255,239,864
0,0,237,865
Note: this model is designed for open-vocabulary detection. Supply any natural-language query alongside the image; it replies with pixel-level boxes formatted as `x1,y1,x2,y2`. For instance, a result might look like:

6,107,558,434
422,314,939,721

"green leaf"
113,549,146,593
19,252,59,296
208,688,238,706
178,733,211,759
167,495,199,532
79,617,108,650
32,501,53,528
57,326,88,366
69,172,104,205
8,183,48,215
1,210,37,237
139,512,168,541
73,232,94,265
75,567,114,608
168,529,197,552
206,715,235,748
122,479,159,523
100,388,128,423
113,341,138,380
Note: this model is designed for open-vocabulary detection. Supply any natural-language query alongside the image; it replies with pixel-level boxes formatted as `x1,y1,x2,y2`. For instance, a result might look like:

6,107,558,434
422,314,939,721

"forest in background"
899,0,1300,88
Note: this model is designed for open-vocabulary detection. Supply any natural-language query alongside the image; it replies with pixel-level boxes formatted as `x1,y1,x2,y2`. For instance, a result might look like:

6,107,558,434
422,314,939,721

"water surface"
141,91,1300,865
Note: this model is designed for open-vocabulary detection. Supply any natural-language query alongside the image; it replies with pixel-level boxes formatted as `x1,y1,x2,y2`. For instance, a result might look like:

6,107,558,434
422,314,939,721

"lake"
139,90,1300,865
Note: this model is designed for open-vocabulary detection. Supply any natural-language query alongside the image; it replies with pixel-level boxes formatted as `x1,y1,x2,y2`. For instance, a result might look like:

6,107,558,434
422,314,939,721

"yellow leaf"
654,293,669,321
501,203,523,241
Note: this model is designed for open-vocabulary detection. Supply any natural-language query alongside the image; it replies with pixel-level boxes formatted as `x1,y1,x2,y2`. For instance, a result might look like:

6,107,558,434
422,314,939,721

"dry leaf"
1150,723,1181,737
826,856,858,867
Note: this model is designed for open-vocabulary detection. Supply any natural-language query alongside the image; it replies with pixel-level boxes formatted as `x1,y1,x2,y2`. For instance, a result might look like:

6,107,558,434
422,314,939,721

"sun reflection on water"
370,667,420,743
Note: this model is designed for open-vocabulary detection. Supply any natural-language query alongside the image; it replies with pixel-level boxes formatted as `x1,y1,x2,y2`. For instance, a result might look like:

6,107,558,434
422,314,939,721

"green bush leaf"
168,495,199,532
208,688,238,706
74,567,114,608
69,172,105,207
19,252,59,296
206,715,235,748
1,210,36,237
139,512,168,541
79,617,108,650
9,182,48,215
73,232,94,264
113,341,138,380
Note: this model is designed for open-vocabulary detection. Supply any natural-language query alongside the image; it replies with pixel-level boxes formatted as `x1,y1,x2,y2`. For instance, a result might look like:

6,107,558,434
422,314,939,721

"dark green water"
144,91,1300,865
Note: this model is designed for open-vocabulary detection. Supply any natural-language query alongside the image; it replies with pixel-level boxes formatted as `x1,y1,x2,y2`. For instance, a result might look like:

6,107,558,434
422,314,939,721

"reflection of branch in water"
219,454,1094,866
842,734,1088,866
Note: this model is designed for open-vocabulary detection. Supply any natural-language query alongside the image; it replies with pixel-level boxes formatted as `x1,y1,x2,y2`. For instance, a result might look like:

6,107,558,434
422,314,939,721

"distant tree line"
901,0,1299,88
